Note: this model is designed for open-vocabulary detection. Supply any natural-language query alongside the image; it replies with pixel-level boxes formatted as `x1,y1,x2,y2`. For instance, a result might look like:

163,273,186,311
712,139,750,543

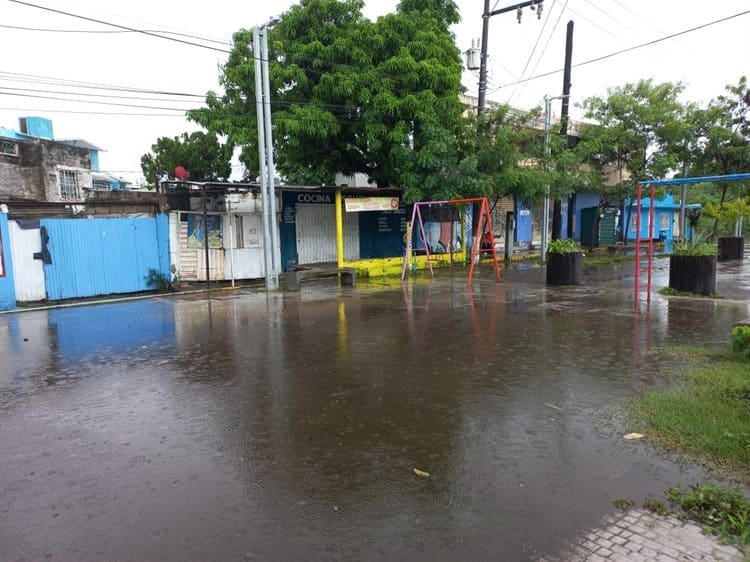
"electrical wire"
491,8,750,92
506,0,556,105
0,85,200,104
605,0,696,54
0,23,232,46
564,5,628,45
8,5,746,116
0,91,194,112
512,0,569,101
580,0,633,32
0,70,205,97
0,106,182,116
7,0,232,53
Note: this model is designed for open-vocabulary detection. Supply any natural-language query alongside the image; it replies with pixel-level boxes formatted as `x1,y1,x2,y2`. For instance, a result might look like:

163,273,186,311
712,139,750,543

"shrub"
732,325,750,360
547,238,580,254
144,268,172,292
668,484,750,545
672,231,717,256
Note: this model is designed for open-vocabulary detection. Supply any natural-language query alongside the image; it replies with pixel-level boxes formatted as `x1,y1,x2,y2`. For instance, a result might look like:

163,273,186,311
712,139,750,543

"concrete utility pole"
253,20,281,290
554,20,574,241
542,94,568,260
477,0,544,115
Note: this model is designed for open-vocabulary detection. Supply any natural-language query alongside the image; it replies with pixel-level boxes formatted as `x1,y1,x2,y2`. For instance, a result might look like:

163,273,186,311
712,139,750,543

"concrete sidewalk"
540,509,744,562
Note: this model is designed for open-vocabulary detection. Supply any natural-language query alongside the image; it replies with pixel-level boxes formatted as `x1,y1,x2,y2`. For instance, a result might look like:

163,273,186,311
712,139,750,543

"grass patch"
643,496,671,516
659,287,721,298
612,496,635,510
667,484,750,546
582,253,634,266
631,349,750,479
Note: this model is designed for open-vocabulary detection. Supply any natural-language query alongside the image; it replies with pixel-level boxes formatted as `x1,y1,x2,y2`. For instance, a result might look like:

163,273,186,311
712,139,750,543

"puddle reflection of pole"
337,301,349,371
632,302,652,374
468,283,500,365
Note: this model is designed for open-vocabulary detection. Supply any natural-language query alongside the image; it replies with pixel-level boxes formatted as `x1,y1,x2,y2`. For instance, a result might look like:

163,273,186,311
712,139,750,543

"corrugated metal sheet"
8,221,46,302
196,249,225,281
296,204,359,264
42,215,170,301
178,221,198,280
0,212,16,310
343,211,360,262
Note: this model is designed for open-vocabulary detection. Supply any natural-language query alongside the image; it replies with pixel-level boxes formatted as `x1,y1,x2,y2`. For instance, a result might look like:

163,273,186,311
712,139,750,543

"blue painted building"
0,209,17,311
625,193,698,251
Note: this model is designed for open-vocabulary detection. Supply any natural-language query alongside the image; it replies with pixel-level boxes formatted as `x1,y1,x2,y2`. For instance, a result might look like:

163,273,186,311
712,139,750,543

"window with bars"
1,140,18,156
58,169,81,200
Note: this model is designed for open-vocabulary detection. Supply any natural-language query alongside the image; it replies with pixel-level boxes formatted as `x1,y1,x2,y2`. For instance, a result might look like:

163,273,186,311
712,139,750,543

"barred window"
58,169,81,200
1,140,18,156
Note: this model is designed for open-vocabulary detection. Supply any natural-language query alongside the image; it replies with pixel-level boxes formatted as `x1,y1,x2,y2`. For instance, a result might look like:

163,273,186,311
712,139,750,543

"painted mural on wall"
412,206,470,254
187,214,222,249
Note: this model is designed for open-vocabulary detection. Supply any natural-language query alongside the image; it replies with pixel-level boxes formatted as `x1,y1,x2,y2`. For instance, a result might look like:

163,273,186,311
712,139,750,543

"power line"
0,106,183,116
0,85,200,104
564,5,627,45
0,91,193,112
0,70,205,97
7,0,232,54
493,8,750,91
518,0,569,98
0,23,232,46
581,0,633,32
507,0,557,105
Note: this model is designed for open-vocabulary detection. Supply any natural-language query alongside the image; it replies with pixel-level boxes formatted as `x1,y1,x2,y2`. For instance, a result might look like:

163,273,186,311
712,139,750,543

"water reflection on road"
1,266,747,561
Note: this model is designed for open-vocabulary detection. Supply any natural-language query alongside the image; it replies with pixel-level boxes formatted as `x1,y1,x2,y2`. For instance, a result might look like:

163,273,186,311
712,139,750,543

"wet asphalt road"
1,258,748,561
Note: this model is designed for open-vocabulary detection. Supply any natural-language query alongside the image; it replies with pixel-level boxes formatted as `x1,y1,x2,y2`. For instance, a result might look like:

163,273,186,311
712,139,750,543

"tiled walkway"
540,509,744,562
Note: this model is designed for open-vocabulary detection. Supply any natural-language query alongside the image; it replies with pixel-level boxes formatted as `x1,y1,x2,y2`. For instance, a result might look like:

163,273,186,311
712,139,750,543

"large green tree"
576,79,690,242
468,104,594,218
189,0,467,198
140,131,233,188
685,76,750,237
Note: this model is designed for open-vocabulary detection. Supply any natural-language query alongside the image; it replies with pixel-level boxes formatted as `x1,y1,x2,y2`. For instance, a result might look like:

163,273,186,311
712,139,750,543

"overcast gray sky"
2,0,748,182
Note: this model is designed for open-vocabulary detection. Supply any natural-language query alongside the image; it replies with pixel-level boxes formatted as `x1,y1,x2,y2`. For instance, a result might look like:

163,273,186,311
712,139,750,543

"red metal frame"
401,197,501,284
633,182,656,305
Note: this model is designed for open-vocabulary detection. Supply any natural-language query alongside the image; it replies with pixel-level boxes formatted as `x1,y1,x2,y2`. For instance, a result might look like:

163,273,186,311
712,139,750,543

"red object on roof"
174,166,190,180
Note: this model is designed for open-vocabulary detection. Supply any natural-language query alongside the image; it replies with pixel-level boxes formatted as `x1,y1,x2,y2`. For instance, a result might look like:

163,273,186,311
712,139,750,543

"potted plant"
546,239,583,285
703,198,749,261
668,234,717,295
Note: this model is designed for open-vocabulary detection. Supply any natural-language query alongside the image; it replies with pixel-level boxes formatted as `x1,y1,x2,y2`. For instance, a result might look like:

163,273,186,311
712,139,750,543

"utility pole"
253,20,281,290
477,0,544,115
554,20,574,241
542,94,568,260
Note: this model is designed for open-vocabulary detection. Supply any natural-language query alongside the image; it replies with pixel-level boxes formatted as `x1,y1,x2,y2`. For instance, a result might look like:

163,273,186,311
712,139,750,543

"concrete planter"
669,255,717,295
718,236,744,261
546,252,582,285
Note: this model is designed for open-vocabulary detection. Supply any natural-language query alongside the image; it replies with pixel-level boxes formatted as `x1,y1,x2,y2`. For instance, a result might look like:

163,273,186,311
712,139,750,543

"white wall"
9,221,46,302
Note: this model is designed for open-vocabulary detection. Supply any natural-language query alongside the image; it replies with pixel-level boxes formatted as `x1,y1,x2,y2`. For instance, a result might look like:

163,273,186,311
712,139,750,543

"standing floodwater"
1,263,747,561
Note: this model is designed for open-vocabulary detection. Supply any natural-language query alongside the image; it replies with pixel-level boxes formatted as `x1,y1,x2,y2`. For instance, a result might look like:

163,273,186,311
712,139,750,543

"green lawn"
632,349,750,478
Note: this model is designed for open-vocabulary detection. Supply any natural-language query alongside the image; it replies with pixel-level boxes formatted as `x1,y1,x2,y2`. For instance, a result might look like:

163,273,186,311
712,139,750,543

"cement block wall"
0,137,91,201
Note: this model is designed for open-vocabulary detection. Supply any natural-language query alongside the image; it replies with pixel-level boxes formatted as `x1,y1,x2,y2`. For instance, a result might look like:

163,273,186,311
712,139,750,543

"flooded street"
1,259,748,561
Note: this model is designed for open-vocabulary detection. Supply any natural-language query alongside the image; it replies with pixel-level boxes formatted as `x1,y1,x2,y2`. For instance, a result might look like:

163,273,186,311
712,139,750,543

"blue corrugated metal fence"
0,211,17,311
41,215,170,301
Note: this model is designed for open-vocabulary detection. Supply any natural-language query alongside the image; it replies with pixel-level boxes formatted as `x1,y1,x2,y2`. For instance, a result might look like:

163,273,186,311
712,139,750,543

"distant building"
0,116,130,203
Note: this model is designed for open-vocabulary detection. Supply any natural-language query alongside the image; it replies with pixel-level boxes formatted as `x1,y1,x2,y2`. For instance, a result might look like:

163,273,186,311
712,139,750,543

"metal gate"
41,215,170,301
295,204,359,264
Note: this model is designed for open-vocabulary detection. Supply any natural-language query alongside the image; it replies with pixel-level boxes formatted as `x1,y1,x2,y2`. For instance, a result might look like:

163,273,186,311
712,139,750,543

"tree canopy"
687,76,750,178
189,0,468,197
140,131,233,187
576,79,689,204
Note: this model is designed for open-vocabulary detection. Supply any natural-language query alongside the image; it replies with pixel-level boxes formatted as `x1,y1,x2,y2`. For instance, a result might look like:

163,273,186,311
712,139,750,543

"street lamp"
476,0,544,115
541,94,568,261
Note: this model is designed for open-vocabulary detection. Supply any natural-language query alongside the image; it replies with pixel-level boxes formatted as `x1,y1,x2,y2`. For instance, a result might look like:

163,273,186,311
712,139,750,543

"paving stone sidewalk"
539,509,745,562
